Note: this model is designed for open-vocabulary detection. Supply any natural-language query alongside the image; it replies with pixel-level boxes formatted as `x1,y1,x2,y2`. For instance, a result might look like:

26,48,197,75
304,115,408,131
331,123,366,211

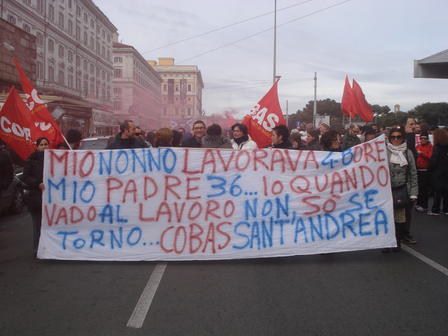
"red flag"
0,87,39,160
341,76,357,119
352,79,373,123
13,58,64,147
243,80,285,148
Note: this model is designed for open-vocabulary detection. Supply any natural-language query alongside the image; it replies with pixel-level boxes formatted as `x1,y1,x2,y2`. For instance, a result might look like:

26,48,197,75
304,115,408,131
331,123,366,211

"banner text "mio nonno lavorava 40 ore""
38,135,396,261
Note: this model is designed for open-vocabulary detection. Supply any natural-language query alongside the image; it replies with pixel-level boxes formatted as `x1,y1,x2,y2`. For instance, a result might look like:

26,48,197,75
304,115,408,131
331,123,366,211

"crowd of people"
1,116,447,257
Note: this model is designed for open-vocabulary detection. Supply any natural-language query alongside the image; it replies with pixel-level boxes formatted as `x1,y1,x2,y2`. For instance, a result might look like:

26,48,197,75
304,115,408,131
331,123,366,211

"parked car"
80,136,112,150
0,171,25,215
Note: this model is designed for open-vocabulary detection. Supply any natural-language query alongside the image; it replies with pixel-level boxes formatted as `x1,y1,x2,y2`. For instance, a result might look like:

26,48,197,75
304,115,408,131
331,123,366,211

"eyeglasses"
193,126,205,130
389,135,403,140
135,133,142,136
420,136,428,140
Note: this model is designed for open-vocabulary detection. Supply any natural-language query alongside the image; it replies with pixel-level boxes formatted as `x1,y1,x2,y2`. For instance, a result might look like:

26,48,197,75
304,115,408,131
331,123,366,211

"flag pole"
273,0,277,84
313,72,317,127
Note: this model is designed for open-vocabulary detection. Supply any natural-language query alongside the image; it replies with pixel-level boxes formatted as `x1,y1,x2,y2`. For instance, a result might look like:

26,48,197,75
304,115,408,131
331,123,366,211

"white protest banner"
38,135,396,261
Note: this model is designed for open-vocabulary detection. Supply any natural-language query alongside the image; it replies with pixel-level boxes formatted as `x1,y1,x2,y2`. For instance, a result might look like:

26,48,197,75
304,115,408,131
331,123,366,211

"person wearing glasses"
386,126,418,251
181,120,207,148
342,124,361,150
230,123,257,150
415,131,433,213
107,120,147,149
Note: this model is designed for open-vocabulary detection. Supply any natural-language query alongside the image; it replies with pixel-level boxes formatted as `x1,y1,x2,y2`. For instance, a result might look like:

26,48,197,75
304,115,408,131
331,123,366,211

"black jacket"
272,141,292,149
23,150,44,213
107,133,147,149
429,144,448,192
0,149,13,191
181,136,202,148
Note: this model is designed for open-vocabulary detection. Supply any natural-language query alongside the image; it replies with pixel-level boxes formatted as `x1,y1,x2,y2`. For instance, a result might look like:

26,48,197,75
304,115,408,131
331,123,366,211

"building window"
175,85,179,92
48,65,54,82
187,108,192,116
84,13,88,23
68,74,74,88
83,60,87,71
68,20,73,35
83,32,88,45
76,26,80,41
58,12,64,29
188,84,192,92
90,64,94,74
90,37,94,49
7,15,16,25
68,0,72,9
37,0,44,13
163,84,167,92
76,6,81,17
23,24,31,33
114,69,122,78
58,45,64,58
58,70,65,85
37,62,43,79
48,4,54,22
76,77,81,91
113,87,122,96
48,39,54,53
76,55,80,67
68,50,73,63
114,101,122,110
90,19,94,29
114,56,123,63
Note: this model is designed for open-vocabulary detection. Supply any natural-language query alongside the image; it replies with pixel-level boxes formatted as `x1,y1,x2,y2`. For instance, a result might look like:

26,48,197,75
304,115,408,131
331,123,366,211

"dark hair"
307,129,320,140
207,124,222,136
192,120,206,129
289,132,302,148
66,129,82,143
172,130,182,147
231,123,248,136
320,130,340,150
389,126,406,138
433,128,448,146
36,137,49,146
120,119,133,132
272,125,290,143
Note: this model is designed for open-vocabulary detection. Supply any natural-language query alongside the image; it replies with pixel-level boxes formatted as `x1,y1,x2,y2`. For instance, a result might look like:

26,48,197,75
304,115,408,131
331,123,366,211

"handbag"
392,185,409,208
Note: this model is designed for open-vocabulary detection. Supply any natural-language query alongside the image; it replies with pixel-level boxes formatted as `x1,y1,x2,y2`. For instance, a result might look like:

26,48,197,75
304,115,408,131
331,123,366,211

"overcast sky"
95,0,448,117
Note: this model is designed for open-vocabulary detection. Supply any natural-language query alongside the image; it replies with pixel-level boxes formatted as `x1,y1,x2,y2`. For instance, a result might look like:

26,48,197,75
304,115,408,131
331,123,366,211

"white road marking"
403,245,448,277
126,263,167,329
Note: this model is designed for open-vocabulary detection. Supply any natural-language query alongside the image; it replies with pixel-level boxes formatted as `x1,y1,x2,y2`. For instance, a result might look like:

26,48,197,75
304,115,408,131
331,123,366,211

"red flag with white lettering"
0,87,39,160
243,80,285,148
13,58,64,147
352,79,374,123
341,76,357,119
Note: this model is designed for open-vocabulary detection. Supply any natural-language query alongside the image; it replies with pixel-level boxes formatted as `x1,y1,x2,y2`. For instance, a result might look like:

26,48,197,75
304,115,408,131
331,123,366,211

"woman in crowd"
428,128,448,215
202,124,233,148
386,127,418,252
305,129,321,150
230,123,258,150
154,128,173,147
415,131,433,213
320,130,342,152
271,125,291,149
289,132,305,150
22,137,49,257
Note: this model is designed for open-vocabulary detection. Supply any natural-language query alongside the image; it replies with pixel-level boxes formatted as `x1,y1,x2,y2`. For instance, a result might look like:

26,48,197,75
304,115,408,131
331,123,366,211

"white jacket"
231,137,258,150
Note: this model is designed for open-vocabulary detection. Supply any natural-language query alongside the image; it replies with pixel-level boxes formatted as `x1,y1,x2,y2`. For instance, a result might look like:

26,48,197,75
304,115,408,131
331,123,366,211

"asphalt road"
1,210,447,336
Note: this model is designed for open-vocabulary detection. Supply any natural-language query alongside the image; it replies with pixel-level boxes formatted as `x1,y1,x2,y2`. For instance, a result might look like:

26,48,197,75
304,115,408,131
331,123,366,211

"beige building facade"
0,0,117,136
112,42,162,130
148,58,204,124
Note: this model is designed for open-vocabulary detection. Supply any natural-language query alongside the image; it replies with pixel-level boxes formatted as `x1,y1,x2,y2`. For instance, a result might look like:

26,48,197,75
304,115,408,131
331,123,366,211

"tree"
371,104,391,116
408,102,448,127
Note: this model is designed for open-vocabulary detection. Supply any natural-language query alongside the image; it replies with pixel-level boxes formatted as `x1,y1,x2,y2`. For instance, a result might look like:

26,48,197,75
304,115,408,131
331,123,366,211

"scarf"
387,142,408,167
234,135,249,146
